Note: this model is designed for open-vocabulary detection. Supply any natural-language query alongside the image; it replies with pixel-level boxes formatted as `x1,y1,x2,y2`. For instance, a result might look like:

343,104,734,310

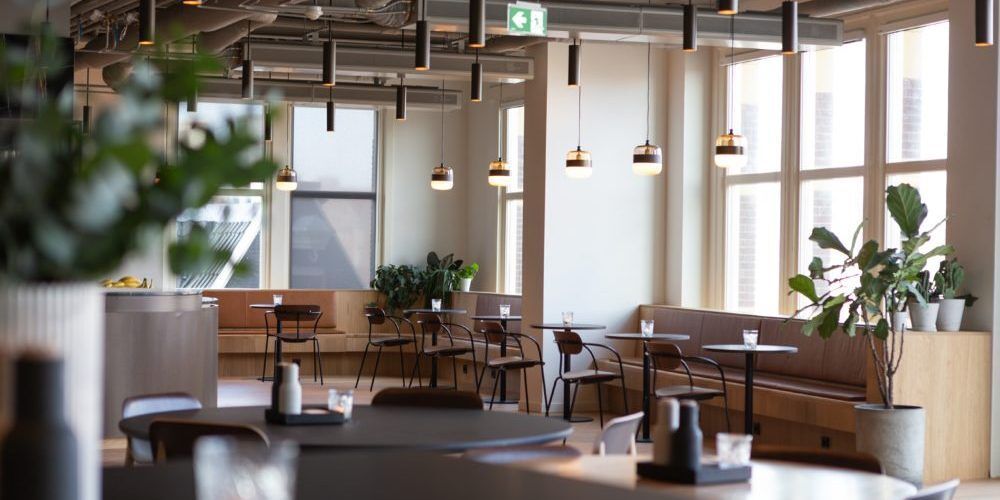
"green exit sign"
507,3,547,37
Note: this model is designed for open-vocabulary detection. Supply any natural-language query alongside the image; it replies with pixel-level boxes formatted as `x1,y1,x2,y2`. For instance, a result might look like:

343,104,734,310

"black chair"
751,444,882,474
477,321,547,413
355,307,420,391
264,304,324,384
371,387,483,410
148,419,268,463
120,393,202,466
905,479,960,500
646,341,731,432
545,330,628,427
408,313,481,392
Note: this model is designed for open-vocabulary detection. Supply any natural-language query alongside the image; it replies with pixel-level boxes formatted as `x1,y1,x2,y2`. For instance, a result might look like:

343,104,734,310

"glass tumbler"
716,433,753,469
195,437,299,500
640,320,655,337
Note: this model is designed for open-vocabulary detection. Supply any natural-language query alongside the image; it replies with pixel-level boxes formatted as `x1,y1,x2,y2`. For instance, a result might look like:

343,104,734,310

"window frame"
498,100,525,294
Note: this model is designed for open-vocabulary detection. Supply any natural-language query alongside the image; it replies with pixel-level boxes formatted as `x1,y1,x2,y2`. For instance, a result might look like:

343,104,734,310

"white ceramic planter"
936,298,965,332
457,277,472,292
0,283,104,500
855,404,926,487
907,301,939,332
891,311,910,333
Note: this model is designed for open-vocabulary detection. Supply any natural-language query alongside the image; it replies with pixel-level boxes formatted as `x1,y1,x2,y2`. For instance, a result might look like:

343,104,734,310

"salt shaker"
653,398,680,465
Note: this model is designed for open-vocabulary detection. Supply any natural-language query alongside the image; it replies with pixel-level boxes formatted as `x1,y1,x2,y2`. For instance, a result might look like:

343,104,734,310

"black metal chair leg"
312,340,318,382
621,378,629,415
568,383,580,420
545,376,561,417
354,344,370,389
538,365,548,417
452,357,459,391
370,346,383,392
261,335,270,381
398,345,407,387
523,370,531,415
315,338,324,385
722,394,732,432
597,384,605,428
488,369,500,410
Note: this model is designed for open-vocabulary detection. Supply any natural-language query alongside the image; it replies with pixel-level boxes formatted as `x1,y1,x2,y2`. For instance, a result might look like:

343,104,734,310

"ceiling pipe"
797,0,908,18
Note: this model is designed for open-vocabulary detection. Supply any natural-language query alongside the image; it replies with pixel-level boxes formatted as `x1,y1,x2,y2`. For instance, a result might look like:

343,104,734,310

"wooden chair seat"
423,345,473,357
371,336,414,347
487,355,542,370
562,369,620,384
276,332,317,342
654,385,724,401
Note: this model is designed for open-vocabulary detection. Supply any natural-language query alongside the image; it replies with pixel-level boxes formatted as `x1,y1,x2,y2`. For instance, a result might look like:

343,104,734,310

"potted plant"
422,251,462,306
788,184,952,485
370,264,423,313
932,258,977,332
454,263,479,292
907,271,939,331
0,30,277,500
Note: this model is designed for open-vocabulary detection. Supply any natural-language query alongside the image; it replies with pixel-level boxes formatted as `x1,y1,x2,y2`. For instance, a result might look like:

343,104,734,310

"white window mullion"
780,53,801,316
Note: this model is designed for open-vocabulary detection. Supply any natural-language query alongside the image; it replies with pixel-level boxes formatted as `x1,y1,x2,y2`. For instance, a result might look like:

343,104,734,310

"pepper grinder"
668,400,702,471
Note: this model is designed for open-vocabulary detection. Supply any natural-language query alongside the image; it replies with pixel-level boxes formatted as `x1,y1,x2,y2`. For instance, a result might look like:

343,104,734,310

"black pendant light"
187,38,198,112
82,69,92,134
782,1,798,55
138,0,155,46
977,0,994,46
469,0,485,49
718,0,738,16
264,104,272,142
416,0,431,70
242,22,253,100
568,38,581,87
715,14,747,169
633,41,662,176
471,49,483,102
326,87,335,132
683,1,698,52
396,75,407,121
322,21,336,86
488,80,511,187
431,81,454,190
182,0,204,5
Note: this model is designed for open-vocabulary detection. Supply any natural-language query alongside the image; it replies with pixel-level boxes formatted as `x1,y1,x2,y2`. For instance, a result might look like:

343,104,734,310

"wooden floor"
102,376,1000,499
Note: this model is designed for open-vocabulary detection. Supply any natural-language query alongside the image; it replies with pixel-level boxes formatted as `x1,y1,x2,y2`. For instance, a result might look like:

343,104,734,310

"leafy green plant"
370,264,423,313
788,184,952,408
0,26,278,283
455,263,479,280
423,251,462,305
909,271,933,304
932,258,978,307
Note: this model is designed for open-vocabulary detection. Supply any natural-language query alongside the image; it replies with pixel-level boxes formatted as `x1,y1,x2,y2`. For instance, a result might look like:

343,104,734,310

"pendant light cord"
576,39,582,149
498,80,504,160
728,14,734,134
440,80,445,165
645,41,651,143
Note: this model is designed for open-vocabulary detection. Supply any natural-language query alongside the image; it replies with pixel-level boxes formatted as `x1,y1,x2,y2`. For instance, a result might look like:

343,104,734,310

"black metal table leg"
561,346,593,423
638,341,652,442
272,320,283,379
486,317,518,405
429,327,438,388
744,352,754,434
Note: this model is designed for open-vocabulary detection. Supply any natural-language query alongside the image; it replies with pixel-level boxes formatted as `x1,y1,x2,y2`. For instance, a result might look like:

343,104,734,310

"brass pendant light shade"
565,148,593,178
633,142,662,176
488,159,511,187
431,163,455,190
714,130,748,169
276,165,298,191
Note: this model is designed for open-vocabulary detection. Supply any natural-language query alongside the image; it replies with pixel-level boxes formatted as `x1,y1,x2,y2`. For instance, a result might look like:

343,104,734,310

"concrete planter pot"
907,301,939,332
936,298,965,332
456,277,472,292
855,404,925,486
891,311,910,333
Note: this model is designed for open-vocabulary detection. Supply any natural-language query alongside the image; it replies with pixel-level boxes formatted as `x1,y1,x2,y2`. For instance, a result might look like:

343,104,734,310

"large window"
723,56,783,314
290,106,378,289
176,101,265,289
501,105,525,294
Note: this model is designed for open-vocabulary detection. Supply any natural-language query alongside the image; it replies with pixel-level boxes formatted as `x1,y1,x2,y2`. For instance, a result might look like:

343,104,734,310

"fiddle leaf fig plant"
788,184,952,409
0,27,278,283
370,264,423,313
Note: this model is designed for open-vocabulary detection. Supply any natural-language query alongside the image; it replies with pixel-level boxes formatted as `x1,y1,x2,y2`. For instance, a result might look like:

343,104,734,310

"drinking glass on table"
561,311,574,326
272,294,283,306
716,433,753,469
742,329,759,350
195,437,298,500
431,298,442,312
499,304,511,319
640,320,655,337
328,389,354,421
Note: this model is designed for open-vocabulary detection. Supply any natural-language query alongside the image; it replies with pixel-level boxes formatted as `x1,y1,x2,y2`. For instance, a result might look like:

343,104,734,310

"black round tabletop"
703,344,799,353
605,333,690,341
119,405,571,452
470,315,522,321
404,308,468,315
531,323,605,330
249,304,277,309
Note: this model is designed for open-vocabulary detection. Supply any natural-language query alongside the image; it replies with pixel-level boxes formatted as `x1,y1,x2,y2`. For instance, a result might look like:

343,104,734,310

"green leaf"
873,318,890,341
849,221,864,254
886,184,927,238
809,227,850,256
819,301,843,339
843,311,858,337
789,274,819,303
807,257,825,279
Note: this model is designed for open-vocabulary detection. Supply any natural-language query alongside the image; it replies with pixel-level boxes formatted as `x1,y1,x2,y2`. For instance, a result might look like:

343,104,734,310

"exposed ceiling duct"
197,77,462,110
797,0,910,18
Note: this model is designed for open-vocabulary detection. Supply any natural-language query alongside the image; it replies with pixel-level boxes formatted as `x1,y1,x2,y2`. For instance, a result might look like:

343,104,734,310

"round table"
605,333,690,441
703,344,798,434
119,405,572,453
403,308,468,388
471,315,523,404
531,323,606,422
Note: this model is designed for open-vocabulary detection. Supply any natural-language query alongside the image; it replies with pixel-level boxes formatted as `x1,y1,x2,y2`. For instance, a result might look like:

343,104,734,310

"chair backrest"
463,445,581,465
365,306,387,326
478,321,507,345
905,479,960,500
592,412,644,456
553,330,584,355
646,342,684,371
411,313,443,335
273,304,322,322
371,388,483,410
122,393,202,420
148,419,269,462
751,444,883,474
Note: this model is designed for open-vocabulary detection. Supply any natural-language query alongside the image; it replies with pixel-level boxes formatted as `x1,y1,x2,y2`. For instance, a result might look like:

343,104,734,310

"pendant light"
396,75,407,121
415,0,431,71
469,0,485,48
241,22,253,100
264,103,272,142
633,41,662,176
326,87,335,132
81,69,92,134
182,0,204,5
683,0,697,52
568,38,581,87
717,0,738,15
276,165,298,191
488,81,511,187
322,20,336,86
566,84,592,178
138,0,155,46
977,0,994,46
715,15,748,169
187,38,198,112
471,49,483,102
782,1,798,55
431,82,454,190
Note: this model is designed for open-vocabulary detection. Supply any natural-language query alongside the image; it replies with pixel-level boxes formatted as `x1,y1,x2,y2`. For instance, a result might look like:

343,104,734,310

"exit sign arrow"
507,3,547,36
